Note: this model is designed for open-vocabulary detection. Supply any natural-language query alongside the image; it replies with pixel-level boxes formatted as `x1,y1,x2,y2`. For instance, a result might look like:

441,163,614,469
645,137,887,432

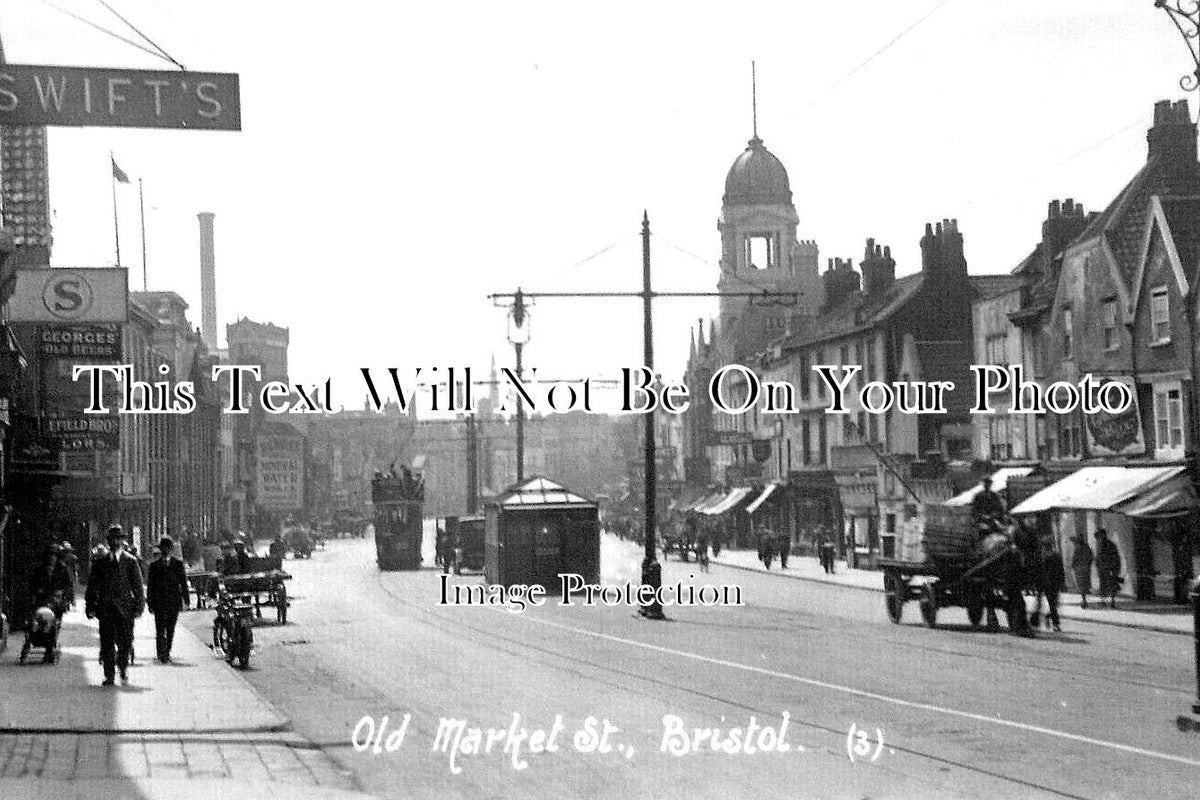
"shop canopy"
672,489,710,513
1009,466,1199,519
687,491,725,514
745,483,782,515
945,467,1035,507
700,487,754,516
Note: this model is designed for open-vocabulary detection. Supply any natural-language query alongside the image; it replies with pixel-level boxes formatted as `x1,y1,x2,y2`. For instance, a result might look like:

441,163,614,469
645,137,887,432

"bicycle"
211,586,254,670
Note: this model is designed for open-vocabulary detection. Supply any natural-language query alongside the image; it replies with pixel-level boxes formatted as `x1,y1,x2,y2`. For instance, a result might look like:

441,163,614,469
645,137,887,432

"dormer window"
1150,286,1171,344
744,233,778,270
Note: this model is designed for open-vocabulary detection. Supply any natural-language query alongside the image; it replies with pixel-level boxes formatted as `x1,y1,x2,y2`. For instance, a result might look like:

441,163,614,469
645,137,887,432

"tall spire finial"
751,60,758,139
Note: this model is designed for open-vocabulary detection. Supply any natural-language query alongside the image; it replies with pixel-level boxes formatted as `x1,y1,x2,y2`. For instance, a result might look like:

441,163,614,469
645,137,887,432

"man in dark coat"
85,525,145,685
147,536,190,663
971,477,1006,530
1095,528,1122,609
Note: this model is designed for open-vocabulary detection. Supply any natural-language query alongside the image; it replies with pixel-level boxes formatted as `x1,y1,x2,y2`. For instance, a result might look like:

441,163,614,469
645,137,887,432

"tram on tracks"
371,467,425,571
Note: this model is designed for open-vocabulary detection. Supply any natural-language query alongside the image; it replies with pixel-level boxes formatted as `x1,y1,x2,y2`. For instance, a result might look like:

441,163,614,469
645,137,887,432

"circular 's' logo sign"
41,273,95,321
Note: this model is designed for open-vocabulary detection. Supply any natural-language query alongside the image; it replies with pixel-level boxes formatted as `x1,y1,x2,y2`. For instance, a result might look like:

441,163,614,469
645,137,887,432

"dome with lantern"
723,136,792,206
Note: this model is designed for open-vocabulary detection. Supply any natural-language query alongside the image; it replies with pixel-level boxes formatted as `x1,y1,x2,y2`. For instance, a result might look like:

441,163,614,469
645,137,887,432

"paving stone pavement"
0,731,356,788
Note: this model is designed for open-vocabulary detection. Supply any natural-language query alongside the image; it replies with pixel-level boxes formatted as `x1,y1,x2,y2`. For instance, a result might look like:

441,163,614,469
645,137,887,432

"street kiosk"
484,477,600,590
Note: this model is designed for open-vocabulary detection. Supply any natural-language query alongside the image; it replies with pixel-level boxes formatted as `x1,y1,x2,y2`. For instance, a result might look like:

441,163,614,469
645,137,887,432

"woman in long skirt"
1070,533,1094,609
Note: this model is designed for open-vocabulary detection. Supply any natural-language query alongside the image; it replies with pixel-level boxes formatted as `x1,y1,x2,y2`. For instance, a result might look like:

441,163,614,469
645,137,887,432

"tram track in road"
687,560,1193,697
369,569,1121,800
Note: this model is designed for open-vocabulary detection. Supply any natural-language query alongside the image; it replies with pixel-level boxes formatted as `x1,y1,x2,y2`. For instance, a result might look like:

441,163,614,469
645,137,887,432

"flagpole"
139,178,147,290
111,152,121,267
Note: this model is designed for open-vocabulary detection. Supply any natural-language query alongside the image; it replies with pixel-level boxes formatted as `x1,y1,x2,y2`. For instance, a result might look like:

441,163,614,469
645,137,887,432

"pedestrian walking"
776,530,790,569
1070,533,1094,609
147,536,190,663
84,525,145,685
58,542,79,596
695,531,711,573
816,525,836,574
29,546,74,620
1031,537,1064,631
1095,528,1122,609
758,530,775,570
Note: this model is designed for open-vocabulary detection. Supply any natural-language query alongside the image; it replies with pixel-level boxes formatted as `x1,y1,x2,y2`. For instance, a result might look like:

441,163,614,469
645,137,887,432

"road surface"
184,528,1199,799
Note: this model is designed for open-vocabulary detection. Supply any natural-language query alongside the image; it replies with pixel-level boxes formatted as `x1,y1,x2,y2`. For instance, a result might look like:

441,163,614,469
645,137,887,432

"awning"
945,467,1035,507
746,483,782,515
700,487,754,516
1010,466,1199,518
671,489,706,513
687,491,724,514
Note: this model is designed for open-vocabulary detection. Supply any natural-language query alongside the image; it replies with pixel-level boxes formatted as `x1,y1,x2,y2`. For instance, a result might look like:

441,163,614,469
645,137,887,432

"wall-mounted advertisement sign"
0,64,241,131
257,433,305,511
1084,376,1145,457
7,268,128,323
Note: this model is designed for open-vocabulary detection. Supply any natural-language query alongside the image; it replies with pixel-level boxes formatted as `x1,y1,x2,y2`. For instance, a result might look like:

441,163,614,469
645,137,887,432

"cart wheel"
919,583,938,628
884,570,905,624
275,585,288,625
966,594,985,627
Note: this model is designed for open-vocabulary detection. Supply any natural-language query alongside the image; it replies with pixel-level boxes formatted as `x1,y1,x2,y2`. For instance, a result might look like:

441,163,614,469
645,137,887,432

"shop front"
1010,466,1199,602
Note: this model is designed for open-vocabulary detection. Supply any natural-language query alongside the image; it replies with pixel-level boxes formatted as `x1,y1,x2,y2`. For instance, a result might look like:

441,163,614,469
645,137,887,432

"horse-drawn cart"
202,556,292,624
878,505,1018,629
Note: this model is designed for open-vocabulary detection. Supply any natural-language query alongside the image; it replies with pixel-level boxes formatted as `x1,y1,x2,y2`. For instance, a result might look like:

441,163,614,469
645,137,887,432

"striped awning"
745,483,782,515
700,487,754,516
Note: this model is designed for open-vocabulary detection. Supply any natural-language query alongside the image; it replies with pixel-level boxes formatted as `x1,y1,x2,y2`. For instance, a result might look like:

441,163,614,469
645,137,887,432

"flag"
111,157,130,184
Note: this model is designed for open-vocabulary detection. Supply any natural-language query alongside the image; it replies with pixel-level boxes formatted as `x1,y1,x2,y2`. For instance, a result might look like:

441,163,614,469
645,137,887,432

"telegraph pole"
640,211,663,618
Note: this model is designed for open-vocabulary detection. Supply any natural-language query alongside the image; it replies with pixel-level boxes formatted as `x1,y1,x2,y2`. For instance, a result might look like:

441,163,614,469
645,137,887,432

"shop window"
1154,385,1184,455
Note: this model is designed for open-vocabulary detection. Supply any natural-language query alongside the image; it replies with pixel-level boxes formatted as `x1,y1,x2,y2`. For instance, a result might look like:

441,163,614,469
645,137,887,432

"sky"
0,0,1195,407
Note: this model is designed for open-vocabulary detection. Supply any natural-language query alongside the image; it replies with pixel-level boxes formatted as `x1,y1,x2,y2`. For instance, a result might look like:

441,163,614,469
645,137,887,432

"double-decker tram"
371,468,424,570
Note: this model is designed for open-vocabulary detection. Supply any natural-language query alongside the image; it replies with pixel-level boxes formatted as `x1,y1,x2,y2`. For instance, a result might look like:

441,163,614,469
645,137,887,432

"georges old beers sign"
0,64,240,131
1084,376,1146,456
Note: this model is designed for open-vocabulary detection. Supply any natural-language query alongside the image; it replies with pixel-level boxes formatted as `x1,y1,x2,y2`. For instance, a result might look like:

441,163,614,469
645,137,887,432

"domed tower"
717,131,822,360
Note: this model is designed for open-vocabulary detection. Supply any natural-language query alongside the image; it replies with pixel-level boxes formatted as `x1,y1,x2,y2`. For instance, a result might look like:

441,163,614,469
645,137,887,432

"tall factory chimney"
197,211,217,352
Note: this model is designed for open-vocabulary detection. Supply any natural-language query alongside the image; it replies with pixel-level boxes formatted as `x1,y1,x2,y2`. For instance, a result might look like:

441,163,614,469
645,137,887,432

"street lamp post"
1156,0,1200,725
506,289,531,484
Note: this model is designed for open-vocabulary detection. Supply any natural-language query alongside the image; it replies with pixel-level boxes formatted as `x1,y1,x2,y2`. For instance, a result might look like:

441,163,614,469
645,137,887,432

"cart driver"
971,477,1007,532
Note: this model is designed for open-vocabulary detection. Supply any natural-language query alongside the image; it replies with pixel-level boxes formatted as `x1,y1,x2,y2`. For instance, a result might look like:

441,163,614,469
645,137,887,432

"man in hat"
84,525,145,685
971,476,1006,531
147,536,190,663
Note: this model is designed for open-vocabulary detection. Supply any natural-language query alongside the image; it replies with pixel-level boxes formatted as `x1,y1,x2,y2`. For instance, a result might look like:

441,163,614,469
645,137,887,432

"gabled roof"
971,274,1024,300
1130,194,1200,312
1072,156,1200,287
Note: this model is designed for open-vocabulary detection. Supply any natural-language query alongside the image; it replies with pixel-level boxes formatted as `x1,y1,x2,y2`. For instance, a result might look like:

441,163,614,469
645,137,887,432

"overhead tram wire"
514,232,639,298
95,0,186,70
30,0,176,66
818,0,956,98
658,236,799,307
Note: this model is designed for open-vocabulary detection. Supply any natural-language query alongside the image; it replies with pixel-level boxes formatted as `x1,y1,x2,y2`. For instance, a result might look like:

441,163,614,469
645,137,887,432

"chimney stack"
197,212,217,353
1147,99,1197,169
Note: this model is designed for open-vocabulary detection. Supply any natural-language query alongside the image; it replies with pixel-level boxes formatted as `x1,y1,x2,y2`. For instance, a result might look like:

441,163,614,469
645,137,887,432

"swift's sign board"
7,268,128,323
0,64,240,131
